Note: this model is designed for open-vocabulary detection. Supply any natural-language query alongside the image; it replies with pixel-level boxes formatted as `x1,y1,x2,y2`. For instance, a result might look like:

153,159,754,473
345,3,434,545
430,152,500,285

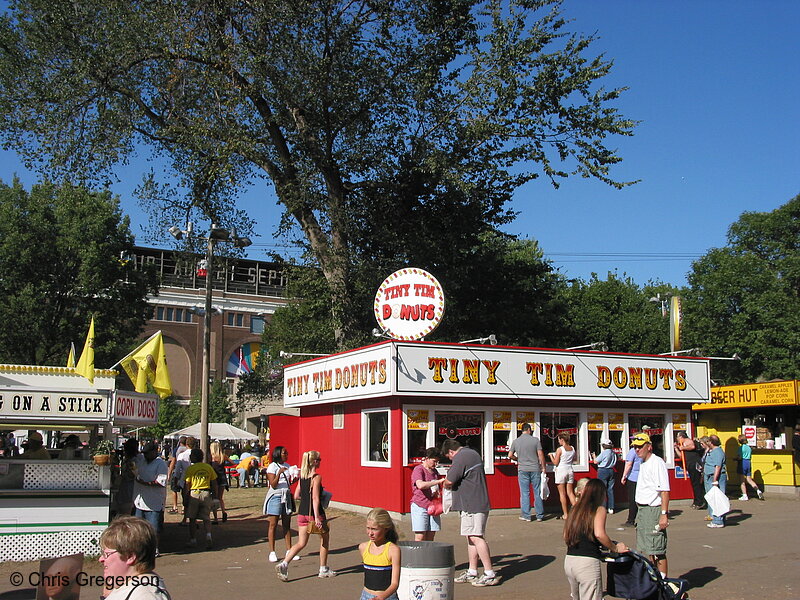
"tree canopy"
557,273,677,355
683,195,800,383
0,179,158,365
0,0,636,349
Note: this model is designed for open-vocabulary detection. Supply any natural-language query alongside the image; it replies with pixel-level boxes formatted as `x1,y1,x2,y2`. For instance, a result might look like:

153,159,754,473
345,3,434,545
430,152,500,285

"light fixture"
279,350,330,359
567,341,608,352
659,348,702,356
459,334,497,345
707,353,741,361
372,327,392,339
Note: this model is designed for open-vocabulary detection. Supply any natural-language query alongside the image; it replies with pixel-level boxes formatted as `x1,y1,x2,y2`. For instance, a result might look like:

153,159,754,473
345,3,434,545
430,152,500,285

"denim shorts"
361,589,398,600
265,493,284,516
410,502,441,532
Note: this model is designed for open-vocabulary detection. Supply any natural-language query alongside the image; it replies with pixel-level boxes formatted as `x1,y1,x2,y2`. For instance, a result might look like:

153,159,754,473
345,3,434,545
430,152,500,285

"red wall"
274,405,693,515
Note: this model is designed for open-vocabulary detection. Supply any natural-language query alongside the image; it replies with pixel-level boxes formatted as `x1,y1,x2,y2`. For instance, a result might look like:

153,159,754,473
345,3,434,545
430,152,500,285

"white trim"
361,407,392,469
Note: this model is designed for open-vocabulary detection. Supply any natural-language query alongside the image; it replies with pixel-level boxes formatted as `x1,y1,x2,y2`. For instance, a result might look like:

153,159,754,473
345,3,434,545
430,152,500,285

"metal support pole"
201,237,213,462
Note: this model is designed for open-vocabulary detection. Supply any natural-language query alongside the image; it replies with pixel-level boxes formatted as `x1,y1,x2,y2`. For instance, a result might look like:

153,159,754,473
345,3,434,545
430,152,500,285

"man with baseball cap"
631,432,670,578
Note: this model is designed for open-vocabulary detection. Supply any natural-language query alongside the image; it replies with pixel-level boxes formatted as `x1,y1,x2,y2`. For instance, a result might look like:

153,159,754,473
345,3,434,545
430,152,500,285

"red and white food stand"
275,340,709,515
273,268,709,516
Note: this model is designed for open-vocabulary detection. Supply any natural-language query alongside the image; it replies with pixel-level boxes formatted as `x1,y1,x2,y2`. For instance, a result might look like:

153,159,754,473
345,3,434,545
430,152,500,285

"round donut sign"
374,268,445,340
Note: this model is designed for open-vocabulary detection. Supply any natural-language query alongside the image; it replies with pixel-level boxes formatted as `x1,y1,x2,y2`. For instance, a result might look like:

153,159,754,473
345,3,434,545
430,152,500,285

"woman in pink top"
410,448,446,541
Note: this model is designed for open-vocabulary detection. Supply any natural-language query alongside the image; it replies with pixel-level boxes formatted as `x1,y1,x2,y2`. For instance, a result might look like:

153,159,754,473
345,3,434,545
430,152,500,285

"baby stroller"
605,550,690,600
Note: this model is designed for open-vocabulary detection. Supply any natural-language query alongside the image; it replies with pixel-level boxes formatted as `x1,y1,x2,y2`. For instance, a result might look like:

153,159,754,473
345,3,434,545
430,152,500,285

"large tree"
683,196,800,383
0,0,635,349
0,179,158,365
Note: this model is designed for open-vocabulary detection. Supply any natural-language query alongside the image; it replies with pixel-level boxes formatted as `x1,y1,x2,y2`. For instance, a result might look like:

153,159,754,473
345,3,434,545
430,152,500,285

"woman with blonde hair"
549,433,577,519
275,450,336,581
210,441,231,523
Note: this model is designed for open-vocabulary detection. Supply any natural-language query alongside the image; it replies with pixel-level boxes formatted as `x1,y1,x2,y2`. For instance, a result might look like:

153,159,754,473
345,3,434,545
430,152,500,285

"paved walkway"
1,488,798,599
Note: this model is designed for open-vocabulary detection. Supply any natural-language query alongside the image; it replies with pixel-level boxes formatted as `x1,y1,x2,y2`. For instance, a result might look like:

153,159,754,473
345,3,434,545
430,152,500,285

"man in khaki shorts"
442,439,499,587
184,448,218,550
631,432,670,577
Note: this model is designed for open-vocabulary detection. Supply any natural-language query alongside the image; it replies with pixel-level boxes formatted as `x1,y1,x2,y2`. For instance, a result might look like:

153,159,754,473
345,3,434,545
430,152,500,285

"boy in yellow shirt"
184,448,218,549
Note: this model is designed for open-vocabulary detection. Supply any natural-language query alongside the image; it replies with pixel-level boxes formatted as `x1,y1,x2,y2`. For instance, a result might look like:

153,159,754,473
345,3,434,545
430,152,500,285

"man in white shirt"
632,432,670,577
134,442,169,554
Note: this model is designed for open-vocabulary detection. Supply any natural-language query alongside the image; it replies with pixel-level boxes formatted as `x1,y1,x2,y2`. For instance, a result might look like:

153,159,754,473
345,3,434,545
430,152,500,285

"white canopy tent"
163,422,261,443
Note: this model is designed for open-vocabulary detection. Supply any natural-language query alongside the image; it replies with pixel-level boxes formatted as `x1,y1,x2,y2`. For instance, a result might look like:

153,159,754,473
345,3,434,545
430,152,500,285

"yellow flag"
66,342,76,368
118,332,173,399
74,317,95,383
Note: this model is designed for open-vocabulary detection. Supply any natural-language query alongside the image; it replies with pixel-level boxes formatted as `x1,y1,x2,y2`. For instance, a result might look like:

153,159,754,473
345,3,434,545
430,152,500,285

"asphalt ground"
1,487,798,600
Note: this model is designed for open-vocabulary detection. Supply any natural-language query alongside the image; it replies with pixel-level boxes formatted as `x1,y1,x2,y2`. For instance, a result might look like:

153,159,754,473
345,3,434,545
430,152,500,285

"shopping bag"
441,487,453,514
427,496,444,516
704,485,730,517
540,473,551,500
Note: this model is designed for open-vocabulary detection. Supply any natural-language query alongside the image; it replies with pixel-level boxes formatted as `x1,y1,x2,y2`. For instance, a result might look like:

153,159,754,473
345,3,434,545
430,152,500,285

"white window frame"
361,407,392,468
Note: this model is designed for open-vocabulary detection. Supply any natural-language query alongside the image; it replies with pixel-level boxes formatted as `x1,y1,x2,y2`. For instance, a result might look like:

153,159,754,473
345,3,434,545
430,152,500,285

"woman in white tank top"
549,433,577,519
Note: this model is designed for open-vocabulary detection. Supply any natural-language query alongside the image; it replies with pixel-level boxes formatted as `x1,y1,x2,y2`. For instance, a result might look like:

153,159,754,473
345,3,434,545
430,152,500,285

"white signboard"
284,345,393,407
0,389,110,421
393,343,710,402
283,342,711,406
373,268,445,340
113,390,160,426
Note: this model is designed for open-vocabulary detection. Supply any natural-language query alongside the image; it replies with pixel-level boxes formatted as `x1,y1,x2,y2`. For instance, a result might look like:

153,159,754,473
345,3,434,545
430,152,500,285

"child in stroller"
605,549,690,600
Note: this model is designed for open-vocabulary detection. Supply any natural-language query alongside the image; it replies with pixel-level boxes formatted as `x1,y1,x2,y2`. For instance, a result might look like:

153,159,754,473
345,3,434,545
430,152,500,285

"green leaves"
0,178,158,366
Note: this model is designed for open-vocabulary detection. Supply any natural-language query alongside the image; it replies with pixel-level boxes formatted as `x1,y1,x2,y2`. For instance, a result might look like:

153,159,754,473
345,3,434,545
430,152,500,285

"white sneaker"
608,509,614,514
275,562,289,582
472,574,500,587
738,494,749,501
757,489,764,500
454,571,478,584
268,551,278,563
318,567,337,578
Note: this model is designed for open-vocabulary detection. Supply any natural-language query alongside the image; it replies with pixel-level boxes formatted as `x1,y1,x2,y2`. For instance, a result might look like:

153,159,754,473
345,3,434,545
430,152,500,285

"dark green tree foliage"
187,379,235,425
684,196,800,383
0,0,636,349
144,394,191,440
0,179,158,365
558,273,675,355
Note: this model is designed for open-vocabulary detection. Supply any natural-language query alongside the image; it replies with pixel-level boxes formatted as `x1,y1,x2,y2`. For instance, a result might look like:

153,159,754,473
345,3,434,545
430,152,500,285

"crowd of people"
7,425,782,599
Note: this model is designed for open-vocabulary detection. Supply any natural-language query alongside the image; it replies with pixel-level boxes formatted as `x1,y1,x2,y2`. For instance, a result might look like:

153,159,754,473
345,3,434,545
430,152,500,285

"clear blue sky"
1,1,798,287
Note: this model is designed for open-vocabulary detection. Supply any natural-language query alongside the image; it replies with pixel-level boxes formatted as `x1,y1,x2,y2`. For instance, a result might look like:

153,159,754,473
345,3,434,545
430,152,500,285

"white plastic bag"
540,474,550,500
442,487,453,514
704,485,730,517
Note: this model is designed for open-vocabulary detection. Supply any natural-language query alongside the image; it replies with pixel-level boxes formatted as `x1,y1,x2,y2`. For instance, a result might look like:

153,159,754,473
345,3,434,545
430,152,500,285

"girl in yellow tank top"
359,508,401,600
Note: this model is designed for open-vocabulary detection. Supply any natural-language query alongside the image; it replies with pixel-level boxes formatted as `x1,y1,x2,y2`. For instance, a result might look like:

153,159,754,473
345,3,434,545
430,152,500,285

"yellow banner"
516,411,535,429
588,412,604,431
608,412,624,431
695,380,799,410
493,411,511,430
407,409,429,430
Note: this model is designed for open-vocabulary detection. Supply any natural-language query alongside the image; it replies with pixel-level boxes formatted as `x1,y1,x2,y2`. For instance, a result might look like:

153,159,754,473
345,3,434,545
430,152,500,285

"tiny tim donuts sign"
374,268,445,341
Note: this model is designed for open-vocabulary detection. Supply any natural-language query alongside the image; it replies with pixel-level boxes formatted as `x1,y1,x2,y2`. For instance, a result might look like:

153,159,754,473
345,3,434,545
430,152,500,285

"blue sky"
1,1,798,287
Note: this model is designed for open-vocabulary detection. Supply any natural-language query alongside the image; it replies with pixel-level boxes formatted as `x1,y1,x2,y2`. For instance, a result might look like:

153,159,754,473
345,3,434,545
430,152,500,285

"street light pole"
200,236,214,461
169,221,252,463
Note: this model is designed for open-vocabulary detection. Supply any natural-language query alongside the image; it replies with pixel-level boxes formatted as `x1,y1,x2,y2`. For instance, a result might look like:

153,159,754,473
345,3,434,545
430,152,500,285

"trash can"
397,540,454,600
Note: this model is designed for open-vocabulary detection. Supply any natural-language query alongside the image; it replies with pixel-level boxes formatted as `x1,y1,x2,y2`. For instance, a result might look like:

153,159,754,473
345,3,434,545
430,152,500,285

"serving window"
406,408,430,464
492,411,513,463
435,411,484,464
587,412,625,459
540,411,580,458
629,413,665,459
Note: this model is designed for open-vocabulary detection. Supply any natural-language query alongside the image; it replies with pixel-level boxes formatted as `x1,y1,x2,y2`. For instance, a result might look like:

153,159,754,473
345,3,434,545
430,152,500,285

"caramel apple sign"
374,268,445,341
